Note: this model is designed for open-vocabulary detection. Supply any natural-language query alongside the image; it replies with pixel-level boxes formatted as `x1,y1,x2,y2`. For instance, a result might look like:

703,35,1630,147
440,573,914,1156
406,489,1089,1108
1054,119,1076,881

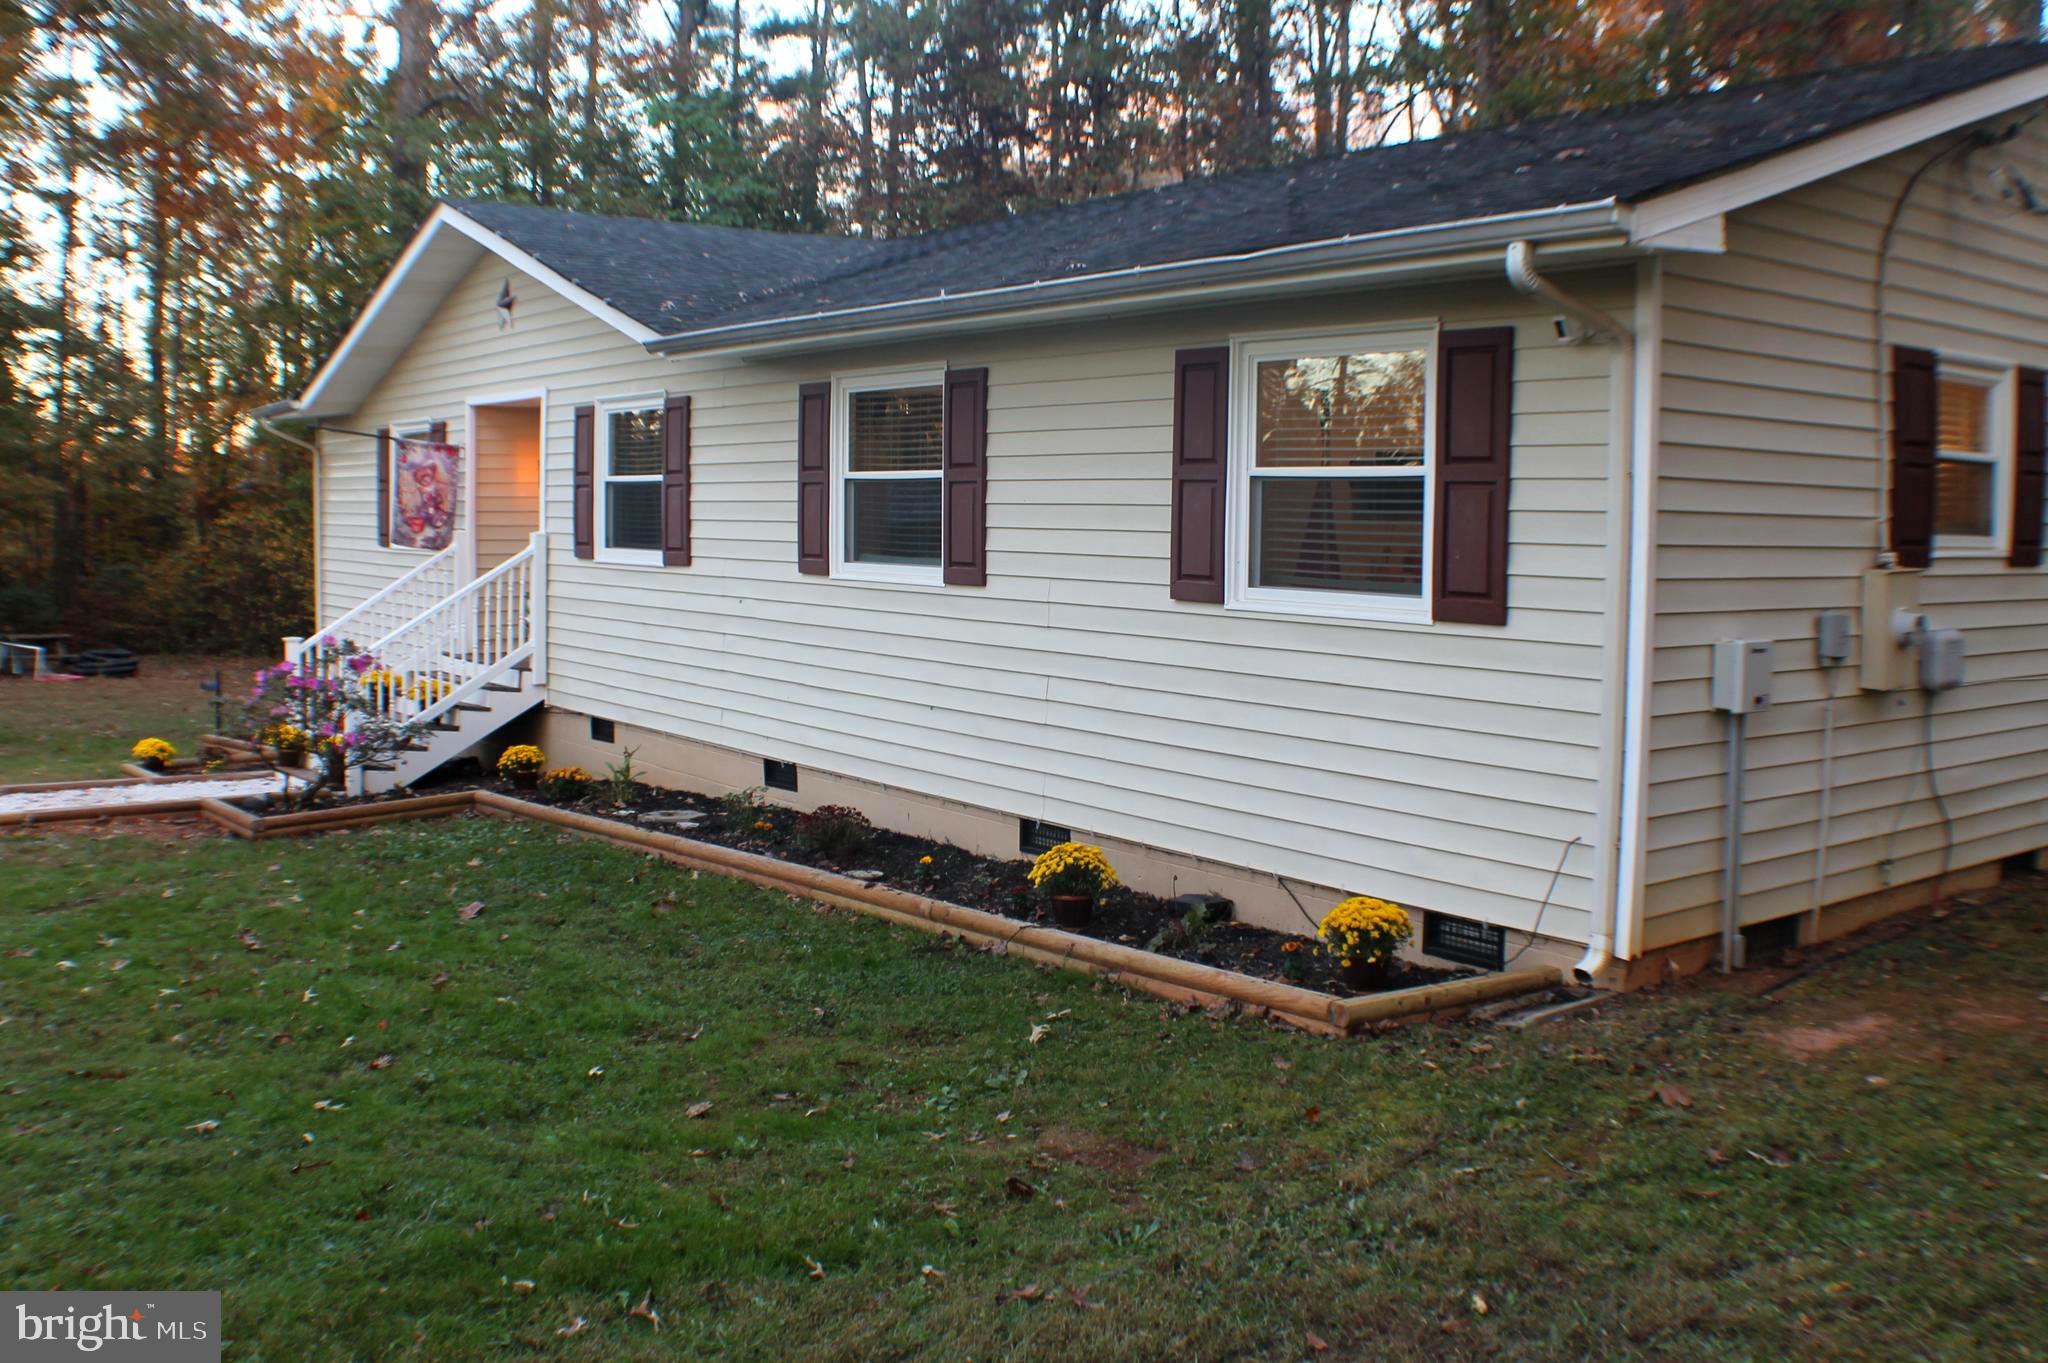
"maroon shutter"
572,404,595,560
1170,346,1229,603
797,380,831,575
942,367,989,585
1433,327,1515,626
2011,366,2044,569
1890,345,1937,570
662,394,692,567
375,427,391,547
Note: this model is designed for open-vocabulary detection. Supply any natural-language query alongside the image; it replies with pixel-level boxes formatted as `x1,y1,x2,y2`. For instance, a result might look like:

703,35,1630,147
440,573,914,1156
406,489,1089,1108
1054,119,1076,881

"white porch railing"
290,541,465,664
358,533,544,732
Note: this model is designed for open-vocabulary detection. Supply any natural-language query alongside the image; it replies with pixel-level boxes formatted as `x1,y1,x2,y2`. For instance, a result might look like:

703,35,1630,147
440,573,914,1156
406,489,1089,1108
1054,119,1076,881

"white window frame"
385,419,440,556
595,393,666,567
1225,323,1439,624
1932,359,2013,557
830,365,947,586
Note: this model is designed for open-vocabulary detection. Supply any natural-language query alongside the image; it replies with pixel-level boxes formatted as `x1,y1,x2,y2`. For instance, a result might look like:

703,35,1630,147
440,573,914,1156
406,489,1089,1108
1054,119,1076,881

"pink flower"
347,654,375,674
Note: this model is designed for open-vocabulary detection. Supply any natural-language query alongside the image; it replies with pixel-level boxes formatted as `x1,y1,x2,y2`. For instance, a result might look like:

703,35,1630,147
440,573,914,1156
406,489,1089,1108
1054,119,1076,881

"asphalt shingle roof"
450,42,2048,341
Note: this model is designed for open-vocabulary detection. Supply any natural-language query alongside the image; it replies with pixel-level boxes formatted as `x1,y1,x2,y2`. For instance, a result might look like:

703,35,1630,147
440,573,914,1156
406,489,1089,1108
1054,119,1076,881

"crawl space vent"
589,717,615,743
1423,912,1506,971
1019,818,1070,856
762,759,799,792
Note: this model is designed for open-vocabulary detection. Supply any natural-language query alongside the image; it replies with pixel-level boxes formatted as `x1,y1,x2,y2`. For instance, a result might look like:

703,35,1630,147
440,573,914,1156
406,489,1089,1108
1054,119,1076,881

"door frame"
461,386,550,584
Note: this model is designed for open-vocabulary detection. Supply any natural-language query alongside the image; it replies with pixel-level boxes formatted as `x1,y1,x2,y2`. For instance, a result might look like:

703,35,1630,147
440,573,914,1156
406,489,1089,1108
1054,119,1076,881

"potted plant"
260,722,307,766
1027,841,1119,928
497,744,547,790
1317,896,1413,991
130,737,176,773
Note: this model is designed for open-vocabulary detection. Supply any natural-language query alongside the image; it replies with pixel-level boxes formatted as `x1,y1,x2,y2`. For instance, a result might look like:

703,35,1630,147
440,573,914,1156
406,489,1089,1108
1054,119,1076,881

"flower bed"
401,767,1471,998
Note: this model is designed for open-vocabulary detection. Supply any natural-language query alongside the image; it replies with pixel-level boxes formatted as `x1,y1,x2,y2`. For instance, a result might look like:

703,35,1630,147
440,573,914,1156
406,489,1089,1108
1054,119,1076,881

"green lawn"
1,815,2040,1361
0,657,262,785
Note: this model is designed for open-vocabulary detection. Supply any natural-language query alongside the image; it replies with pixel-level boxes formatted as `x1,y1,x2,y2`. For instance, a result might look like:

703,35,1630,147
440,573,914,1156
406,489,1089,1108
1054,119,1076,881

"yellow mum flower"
496,744,546,774
1316,895,1412,967
130,737,176,765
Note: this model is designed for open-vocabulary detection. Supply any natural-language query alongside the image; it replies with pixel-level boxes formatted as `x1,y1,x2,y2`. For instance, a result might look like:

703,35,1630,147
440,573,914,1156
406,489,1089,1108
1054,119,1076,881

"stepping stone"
639,811,703,830
845,869,885,882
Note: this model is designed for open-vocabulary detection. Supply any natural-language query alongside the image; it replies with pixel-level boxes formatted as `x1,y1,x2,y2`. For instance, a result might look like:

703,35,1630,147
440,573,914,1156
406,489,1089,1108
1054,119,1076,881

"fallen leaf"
920,1264,945,1280
1066,1286,1102,1310
1003,1176,1036,1199
1705,1147,1730,1166
187,1119,220,1135
1748,1146,1797,1168
1306,1330,1330,1353
627,1293,661,1330
1471,1293,1489,1316
235,930,261,951
509,1280,536,1294
804,1257,826,1280
1655,1085,1694,1109
369,1054,395,1071
457,902,483,922
430,973,450,992
684,1101,713,1119
1303,1106,1321,1124
1009,1283,1042,1301
556,1316,586,1337
1235,1151,1260,1172
1028,1024,1050,1044
587,1066,605,1078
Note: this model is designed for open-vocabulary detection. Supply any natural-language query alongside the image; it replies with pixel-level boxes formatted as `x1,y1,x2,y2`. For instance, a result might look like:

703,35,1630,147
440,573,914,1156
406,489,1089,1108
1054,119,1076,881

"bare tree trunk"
1327,0,1343,153
143,156,171,484
886,71,903,234
389,0,436,215
1469,0,1505,126
1662,0,1690,92
1232,0,1275,165
579,0,601,183
50,79,82,616
668,0,705,210
531,0,559,204
806,0,828,221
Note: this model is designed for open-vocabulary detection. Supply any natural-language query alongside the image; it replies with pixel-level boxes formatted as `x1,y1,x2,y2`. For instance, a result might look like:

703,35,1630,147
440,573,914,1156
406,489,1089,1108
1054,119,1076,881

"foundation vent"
1019,819,1070,856
1423,912,1506,971
589,717,615,743
762,759,799,792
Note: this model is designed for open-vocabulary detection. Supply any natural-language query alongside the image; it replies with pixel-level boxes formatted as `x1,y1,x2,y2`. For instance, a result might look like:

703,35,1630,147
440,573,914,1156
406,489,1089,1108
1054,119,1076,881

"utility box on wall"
1711,639,1775,714
1860,567,1921,691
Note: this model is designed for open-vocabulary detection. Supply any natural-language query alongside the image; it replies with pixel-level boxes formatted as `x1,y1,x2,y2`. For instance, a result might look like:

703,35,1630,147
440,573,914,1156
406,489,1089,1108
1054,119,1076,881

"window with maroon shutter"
2012,366,2045,568
942,367,989,585
1433,327,1514,625
376,427,391,547
662,394,692,567
796,381,831,574
1171,347,1229,603
1890,345,1937,569
572,404,595,560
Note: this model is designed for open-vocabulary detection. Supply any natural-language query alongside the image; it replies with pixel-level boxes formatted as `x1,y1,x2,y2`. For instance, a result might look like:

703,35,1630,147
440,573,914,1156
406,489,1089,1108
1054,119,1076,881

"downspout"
252,401,322,643
1504,241,1639,986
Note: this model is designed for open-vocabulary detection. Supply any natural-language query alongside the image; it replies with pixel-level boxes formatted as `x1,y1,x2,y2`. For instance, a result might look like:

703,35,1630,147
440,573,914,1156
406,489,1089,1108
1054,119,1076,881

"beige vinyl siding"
321,251,1627,941
1644,122,2048,949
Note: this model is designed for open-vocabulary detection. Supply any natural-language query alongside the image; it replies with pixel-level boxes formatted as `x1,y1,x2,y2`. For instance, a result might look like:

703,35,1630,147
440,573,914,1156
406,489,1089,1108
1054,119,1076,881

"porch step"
453,702,490,713
482,682,523,694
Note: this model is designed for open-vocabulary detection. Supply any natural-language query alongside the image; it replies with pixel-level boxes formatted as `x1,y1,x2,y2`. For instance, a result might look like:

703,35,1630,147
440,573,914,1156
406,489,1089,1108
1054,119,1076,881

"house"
264,42,2048,987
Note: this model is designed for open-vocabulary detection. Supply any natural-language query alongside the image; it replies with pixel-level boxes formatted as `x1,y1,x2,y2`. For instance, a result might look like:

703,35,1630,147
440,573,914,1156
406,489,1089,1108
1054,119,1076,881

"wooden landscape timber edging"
2,784,1566,1034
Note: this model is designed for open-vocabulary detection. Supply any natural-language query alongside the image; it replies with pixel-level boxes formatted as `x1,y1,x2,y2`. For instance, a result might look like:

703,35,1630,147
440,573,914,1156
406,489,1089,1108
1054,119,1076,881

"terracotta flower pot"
1049,894,1094,928
140,757,167,773
509,770,540,791
277,746,306,768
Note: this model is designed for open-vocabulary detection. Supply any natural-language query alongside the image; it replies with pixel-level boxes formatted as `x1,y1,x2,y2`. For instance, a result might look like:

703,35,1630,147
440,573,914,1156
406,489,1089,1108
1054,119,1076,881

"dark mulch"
373,762,1471,999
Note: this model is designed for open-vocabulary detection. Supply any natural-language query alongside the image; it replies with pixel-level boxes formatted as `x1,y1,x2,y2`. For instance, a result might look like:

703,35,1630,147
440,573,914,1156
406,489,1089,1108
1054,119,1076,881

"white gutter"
650,199,1626,355
1504,241,1642,987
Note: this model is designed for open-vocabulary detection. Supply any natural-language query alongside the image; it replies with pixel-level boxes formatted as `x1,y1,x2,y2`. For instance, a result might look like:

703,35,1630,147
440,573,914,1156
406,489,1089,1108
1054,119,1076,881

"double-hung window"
833,369,945,583
1933,364,2008,551
1232,328,1434,619
599,399,664,565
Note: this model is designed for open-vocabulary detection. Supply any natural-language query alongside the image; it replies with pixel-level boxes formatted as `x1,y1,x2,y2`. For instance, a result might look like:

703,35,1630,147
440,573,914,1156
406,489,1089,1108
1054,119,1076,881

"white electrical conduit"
1810,665,1839,940
1504,241,1635,986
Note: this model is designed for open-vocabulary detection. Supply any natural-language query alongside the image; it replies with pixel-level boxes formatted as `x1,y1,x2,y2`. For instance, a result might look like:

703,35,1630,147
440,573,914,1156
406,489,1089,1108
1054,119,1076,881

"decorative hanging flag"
392,439,460,551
